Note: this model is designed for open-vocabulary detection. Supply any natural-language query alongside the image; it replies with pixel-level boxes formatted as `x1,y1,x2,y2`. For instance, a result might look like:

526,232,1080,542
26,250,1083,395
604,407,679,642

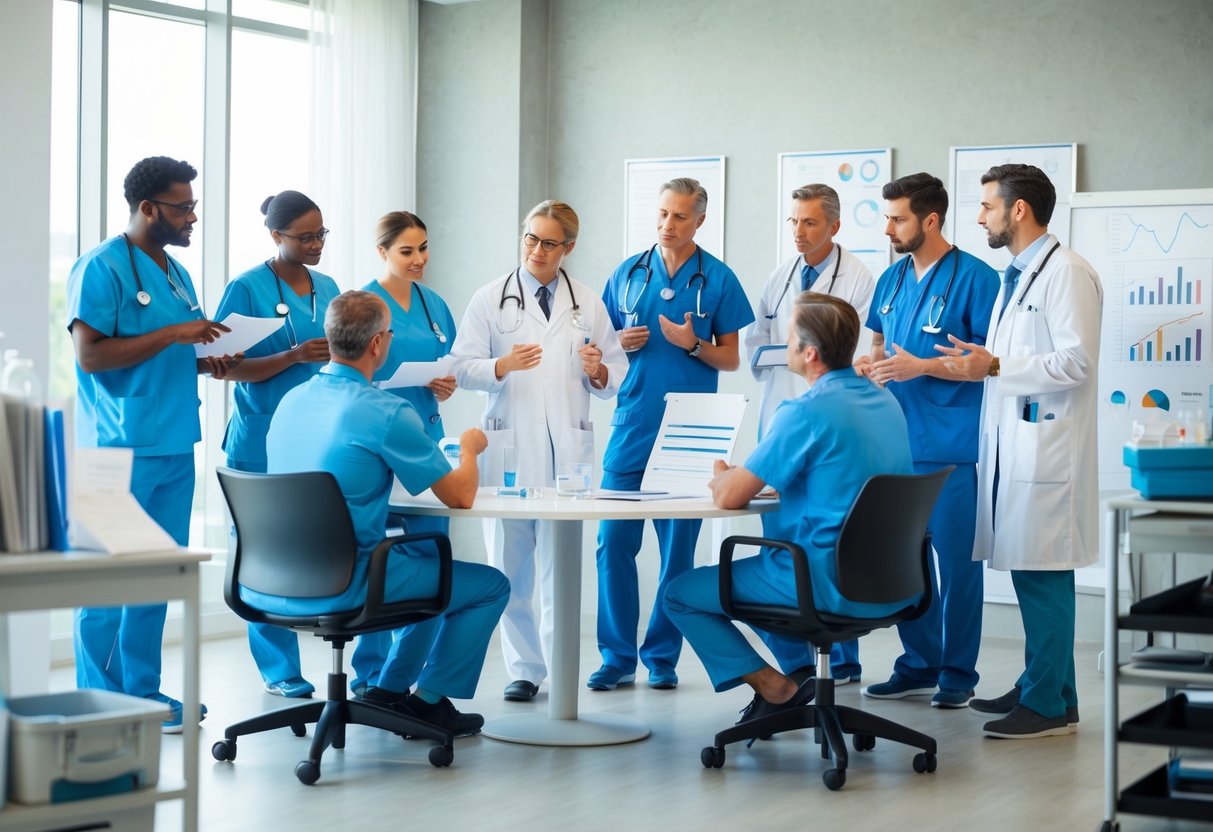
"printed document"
639,393,747,497
70,448,177,554
377,355,457,390
196,313,283,358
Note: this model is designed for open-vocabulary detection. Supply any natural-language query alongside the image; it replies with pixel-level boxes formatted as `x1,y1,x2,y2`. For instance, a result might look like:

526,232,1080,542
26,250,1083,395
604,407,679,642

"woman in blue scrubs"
216,190,342,698
363,211,457,441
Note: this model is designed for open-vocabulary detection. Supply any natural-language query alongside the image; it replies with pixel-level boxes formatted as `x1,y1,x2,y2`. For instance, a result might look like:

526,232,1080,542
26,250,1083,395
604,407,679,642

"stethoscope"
763,245,843,319
620,244,709,319
497,267,582,333
878,245,959,334
265,260,316,349
1009,242,1061,311
123,233,199,311
414,285,448,344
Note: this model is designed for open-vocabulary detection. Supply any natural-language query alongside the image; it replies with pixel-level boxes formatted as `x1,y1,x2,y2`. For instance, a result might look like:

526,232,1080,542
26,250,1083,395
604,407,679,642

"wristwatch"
987,356,1000,377
686,338,702,358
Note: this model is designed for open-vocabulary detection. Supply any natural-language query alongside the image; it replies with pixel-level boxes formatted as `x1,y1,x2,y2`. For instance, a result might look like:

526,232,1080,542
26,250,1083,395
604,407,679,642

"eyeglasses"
150,199,199,216
522,232,568,253
278,228,331,246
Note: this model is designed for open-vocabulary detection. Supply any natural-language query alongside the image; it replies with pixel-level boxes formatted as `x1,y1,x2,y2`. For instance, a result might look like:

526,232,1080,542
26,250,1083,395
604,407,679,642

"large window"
48,0,80,403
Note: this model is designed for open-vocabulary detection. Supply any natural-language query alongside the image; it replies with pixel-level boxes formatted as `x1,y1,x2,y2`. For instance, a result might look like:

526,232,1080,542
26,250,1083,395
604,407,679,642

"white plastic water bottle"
0,354,42,402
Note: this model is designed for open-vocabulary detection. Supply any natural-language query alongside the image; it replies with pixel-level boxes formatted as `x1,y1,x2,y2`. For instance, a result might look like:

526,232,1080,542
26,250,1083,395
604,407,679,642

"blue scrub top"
745,368,915,617
215,263,342,472
65,235,205,455
255,362,452,613
866,248,998,464
601,246,754,474
364,280,456,443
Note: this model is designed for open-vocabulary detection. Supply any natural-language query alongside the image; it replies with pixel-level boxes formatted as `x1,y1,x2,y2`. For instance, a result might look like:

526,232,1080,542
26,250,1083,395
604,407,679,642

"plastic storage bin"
1123,445,1213,499
6,690,167,805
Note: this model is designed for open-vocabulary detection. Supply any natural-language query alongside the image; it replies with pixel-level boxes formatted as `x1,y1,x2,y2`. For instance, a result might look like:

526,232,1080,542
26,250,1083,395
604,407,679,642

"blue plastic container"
1123,445,1213,499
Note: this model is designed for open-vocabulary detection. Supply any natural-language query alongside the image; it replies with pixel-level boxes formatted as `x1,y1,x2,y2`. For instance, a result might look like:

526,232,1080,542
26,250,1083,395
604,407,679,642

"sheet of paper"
195,313,284,358
69,448,178,555
751,343,788,369
376,354,457,390
592,489,675,501
640,393,747,497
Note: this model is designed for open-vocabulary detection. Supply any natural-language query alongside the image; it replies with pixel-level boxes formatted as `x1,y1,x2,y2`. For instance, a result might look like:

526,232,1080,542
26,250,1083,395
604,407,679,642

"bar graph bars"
1125,265,1204,306
1127,312,1205,363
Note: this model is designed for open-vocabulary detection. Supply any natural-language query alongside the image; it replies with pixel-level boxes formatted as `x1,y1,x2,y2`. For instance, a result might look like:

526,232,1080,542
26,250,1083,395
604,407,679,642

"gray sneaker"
983,704,1075,739
969,687,1078,725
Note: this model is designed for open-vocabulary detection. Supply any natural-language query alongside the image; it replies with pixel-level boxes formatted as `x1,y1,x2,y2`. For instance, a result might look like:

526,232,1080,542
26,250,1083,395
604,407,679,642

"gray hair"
324,290,388,360
791,292,860,370
659,177,708,216
791,183,841,224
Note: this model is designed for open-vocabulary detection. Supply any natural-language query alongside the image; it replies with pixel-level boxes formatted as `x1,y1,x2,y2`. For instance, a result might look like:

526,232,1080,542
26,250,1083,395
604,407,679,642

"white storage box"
6,690,168,805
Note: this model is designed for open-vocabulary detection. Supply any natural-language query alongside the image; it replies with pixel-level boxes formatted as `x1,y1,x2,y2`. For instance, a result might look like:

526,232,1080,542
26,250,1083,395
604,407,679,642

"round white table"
389,485,776,747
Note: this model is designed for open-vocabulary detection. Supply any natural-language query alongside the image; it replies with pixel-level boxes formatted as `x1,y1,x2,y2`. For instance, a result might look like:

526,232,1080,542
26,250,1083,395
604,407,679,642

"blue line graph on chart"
1113,210,1210,254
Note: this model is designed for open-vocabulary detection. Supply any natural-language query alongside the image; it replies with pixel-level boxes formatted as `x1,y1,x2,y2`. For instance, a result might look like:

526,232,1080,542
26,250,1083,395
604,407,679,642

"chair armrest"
903,532,935,623
362,531,454,621
718,535,820,625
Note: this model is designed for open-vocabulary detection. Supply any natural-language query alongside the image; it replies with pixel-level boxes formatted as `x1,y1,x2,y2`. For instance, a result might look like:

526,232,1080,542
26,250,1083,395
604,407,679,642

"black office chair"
701,467,953,791
212,468,456,784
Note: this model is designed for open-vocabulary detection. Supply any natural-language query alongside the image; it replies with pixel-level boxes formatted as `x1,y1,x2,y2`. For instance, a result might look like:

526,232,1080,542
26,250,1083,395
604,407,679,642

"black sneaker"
361,686,415,713
407,694,484,737
736,678,816,725
968,686,1019,715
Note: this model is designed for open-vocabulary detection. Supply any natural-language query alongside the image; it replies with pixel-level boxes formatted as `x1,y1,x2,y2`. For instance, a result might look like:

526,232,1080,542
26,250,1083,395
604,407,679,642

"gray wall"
416,0,1213,637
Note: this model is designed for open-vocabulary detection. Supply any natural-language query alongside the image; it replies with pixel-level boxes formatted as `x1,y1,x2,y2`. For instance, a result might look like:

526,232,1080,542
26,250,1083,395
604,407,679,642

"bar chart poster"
1070,189,1213,490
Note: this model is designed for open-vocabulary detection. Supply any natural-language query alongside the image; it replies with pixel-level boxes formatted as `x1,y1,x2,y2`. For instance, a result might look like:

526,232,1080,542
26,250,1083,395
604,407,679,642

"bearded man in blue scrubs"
664,293,913,713
67,155,239,733
259,290,510,737
592,177,755,692
856,173,999,709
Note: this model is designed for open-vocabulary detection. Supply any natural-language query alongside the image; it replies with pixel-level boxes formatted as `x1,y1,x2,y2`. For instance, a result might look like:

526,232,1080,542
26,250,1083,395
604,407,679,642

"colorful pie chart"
1142,389,1171,411
838,163,854,182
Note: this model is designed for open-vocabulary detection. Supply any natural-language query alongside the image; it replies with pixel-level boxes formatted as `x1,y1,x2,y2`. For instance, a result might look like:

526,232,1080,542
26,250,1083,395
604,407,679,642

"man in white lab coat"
937,163,1103,739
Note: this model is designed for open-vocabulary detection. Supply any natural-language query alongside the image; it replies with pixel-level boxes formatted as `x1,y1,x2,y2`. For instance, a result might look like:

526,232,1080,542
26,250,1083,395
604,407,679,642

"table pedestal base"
483,712,650,746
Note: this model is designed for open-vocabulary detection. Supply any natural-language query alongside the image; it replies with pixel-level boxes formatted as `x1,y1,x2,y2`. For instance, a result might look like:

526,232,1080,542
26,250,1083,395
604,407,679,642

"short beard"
150,214,189,248
891,228,925,254
986,226,1013,249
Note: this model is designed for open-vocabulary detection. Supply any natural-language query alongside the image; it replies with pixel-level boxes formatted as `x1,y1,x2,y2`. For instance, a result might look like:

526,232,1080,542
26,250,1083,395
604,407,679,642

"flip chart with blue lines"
641,394,748,497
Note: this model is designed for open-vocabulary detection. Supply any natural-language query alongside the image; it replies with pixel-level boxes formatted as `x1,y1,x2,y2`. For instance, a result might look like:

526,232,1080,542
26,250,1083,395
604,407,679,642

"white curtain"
309,0,418,290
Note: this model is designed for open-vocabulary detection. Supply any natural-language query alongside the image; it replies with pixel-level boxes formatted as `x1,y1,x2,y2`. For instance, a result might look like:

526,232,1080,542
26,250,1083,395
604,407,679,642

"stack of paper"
0,394,49,553
69,448,177,555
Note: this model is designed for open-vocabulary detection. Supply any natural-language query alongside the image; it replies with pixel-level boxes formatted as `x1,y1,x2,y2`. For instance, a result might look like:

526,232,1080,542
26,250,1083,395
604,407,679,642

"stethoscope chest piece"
660,287,676,301
275,301,290,317
136,290,152,307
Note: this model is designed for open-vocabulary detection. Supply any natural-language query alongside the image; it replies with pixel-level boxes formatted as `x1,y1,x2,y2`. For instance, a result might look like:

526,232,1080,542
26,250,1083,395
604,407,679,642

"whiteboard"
624,156,725,259
947,143,1077,272
776,148,892,278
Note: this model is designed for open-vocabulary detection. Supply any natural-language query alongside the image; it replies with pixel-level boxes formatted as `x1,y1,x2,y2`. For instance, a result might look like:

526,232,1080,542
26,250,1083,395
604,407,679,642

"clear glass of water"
556,462,593,498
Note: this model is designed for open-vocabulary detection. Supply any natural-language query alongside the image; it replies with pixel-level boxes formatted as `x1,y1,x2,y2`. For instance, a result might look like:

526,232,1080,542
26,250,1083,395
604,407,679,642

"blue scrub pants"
371,548,510,700
75,454,192,697
665,556,812,692
886,461,982,691
595,470,699,674
1011,569,1076,719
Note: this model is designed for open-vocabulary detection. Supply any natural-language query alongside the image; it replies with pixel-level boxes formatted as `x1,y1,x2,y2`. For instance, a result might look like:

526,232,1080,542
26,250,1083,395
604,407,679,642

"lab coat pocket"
1009,416,1072,484
479,427,517,487
97,395,159,448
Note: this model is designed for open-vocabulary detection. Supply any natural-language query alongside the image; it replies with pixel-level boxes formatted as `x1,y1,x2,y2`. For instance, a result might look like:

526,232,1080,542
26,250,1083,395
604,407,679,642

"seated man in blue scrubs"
259,290,510,737
664,293,914,716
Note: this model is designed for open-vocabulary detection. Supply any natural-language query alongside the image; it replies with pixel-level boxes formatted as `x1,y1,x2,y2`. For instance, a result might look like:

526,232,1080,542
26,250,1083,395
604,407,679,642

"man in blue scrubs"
260,290,510,736
856,173,999,709
67,156,238,733
665,293,913,712
593,178,755,691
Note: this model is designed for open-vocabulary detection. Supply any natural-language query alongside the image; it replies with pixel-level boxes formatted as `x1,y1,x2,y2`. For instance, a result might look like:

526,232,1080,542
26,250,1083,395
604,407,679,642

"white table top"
0,548,211,576
1106,491,1213,514
390,485,778,521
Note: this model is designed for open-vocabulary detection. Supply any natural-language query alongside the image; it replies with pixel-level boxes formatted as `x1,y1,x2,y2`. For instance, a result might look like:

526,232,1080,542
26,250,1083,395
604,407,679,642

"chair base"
703,681,937,790
211,670,454,784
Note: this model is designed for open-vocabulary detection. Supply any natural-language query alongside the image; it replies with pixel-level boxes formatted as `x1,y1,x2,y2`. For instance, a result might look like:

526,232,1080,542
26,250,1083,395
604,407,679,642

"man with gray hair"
592,177,755,691
259,290,510,738
745,184,877,687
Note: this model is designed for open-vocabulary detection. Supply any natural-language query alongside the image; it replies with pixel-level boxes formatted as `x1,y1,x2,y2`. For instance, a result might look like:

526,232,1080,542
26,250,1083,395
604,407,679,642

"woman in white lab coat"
451,200,627,701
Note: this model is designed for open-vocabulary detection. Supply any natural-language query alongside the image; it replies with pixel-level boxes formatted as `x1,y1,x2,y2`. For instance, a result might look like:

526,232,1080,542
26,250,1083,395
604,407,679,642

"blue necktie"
801,263,817,292
536,284,551,320
997,264,1022,323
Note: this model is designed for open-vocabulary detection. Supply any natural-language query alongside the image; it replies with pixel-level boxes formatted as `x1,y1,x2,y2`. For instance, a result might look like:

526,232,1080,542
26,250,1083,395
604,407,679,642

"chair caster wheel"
1098,822,1118,832
823,768,846,791
211,740,236,762
290,724,307,738
913,752,937,773
295,760,321,785
701,746,725,768
852,733,875,752
429,744,454,767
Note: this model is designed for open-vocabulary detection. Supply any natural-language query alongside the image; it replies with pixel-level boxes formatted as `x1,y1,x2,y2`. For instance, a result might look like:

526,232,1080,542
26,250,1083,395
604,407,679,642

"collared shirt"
804,244,839,287
65,235,205,456
216,263,342,471
1009,233,1049,274
745,368,914,617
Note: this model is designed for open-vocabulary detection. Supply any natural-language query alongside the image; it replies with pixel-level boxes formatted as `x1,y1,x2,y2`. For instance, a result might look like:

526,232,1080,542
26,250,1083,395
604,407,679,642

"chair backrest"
217,468,358,598
834,467,953,605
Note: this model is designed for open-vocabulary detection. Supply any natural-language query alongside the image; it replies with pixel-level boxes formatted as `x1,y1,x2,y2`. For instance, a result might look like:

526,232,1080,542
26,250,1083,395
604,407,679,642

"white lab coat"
744,245,875,435
452,269,627,682
974,235,1103,571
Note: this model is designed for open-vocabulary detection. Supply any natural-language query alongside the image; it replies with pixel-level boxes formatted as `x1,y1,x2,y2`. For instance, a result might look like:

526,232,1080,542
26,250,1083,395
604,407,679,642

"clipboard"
751,343,788,369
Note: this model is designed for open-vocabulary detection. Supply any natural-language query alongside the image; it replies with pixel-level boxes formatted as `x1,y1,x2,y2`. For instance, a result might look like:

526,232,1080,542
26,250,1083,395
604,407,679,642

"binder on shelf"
44,408,68,551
